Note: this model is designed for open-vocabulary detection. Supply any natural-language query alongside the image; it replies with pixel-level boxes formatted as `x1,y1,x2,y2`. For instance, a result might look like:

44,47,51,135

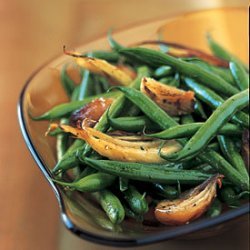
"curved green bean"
119,47,238,96
206,198,222,217
181,114,194,124
194,99,207,119
107,30,124,51
220,187,240,207
123,185,148,215
112,86,177,130
184,58,235,85
60,63,75,98
78,70,93,100
52,173,116,192
146,122,242,139
229,61,249,91
154,65,174,78
82,157,212,185
198,150,249,191
184,78,249,128
92,190,125,224
206,33,249,71
152,184,179,199
56,118,69,161
218,136,249,180
164,89,249,161
107,114,160,132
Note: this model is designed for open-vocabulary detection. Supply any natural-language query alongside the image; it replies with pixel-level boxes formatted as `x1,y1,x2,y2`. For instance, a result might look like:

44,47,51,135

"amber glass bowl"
18,6,249,247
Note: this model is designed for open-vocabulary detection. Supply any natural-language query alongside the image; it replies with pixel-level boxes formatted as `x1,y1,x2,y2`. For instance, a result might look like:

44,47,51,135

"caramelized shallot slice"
155,174,223,225
58,125,181,163
141,77,195,116
63,48,133,86
70,98,113,128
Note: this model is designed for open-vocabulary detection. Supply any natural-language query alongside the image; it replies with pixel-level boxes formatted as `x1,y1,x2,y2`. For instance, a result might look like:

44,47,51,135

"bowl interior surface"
18,6,249,247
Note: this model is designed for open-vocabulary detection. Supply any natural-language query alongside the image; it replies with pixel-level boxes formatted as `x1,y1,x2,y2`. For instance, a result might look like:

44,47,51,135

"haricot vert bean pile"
34,32,249,228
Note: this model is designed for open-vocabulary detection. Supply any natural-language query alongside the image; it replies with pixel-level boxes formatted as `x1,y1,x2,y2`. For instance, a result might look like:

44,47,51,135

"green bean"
218,136,249,180
210,67,235,86
107,30,124,51
92,75,103,95
98,77,110,93
92,190,125,224
229,61,249,91
60,64,75,98
165,89,249,161
156,75,181,87
206,198,222,217
220,187,240,208
194,99,207,119
70,85,80,101
57,68,74,160
146,122,242,139
123,103,141,117
168,73,180,87
207,142,220,152
158,76,174,85
78,70,93,100
82,157,212,185
123,185,148,215
74,166,96,182
32,91,119,120
52,173,116,192
206,33,249,71
64,189,122,232
69,83,83,175
47,126,63,136
56,118,69,161
119,47,238,96
184,78,223,107
199,151,249,191
192,164,217,174
70,82,85,183
119,177,129,192
52,139,84,174
112,87,177,130
181,114,194,124
176,158,203,170
118,96,142,117
184,78,249,128
154,65,174,78
82,50,120,62
152,184,178,199
108,115,160,132
124,205,143,221
185,58,235,85
113,86,249,190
